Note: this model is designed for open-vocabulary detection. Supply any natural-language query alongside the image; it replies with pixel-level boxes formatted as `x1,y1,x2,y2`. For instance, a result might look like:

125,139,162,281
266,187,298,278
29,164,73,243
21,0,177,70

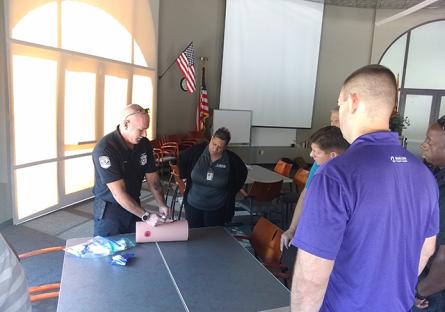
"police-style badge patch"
99,156,111,169
140,153,147,166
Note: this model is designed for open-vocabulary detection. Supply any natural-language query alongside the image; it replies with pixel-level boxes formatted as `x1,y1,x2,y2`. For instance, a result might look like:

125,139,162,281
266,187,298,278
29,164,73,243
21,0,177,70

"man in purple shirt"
291,64,439,311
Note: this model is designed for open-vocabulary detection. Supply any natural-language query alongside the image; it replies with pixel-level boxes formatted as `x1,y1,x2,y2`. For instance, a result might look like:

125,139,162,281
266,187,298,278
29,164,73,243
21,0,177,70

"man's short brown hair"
342,64,397,113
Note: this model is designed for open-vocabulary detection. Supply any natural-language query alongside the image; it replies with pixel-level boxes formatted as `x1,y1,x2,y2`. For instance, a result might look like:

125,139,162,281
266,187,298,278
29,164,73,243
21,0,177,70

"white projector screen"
213,109,251,145
219,0,324,128
251,127,296,147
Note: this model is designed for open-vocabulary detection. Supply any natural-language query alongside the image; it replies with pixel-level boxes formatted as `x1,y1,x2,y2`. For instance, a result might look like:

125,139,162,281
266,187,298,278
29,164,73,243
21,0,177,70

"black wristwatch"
141,212,150,222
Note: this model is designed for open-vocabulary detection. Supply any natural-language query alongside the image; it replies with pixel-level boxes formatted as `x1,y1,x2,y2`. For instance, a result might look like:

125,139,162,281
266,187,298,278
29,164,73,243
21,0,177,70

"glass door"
402,94,433,158
59,55,98,206
11,45,59,221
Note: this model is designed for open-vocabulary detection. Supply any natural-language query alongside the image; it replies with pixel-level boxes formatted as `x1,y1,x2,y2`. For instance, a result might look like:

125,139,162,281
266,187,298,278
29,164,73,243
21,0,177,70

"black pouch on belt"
93,198,107,220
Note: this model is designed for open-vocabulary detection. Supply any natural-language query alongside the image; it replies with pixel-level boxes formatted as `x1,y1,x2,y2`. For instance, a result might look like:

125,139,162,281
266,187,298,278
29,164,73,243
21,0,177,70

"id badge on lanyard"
206,168,214,181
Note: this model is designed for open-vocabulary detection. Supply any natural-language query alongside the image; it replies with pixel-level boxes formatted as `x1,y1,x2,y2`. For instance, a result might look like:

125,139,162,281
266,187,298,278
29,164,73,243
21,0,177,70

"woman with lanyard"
179,127,247,228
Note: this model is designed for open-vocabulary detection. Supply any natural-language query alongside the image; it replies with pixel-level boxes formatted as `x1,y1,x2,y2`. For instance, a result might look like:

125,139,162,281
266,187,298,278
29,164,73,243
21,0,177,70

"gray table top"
57,227,290,312
246,165,293,184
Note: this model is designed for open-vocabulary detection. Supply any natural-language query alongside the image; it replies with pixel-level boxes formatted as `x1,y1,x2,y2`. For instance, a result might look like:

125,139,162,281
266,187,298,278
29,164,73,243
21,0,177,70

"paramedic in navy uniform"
92,104,170,236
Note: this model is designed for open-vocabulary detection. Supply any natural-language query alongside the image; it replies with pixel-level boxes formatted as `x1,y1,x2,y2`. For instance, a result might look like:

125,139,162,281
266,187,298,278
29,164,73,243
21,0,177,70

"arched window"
379,19,445,157
7,0,159,222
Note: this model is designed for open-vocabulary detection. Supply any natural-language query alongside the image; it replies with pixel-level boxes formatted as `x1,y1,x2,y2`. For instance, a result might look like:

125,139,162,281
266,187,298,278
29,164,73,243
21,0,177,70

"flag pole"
158,42,193,80
198,57,208,132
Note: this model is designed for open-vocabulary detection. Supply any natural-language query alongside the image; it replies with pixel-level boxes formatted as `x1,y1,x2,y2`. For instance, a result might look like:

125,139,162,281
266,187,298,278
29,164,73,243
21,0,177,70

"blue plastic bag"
65,236,136,258
109,253,135,266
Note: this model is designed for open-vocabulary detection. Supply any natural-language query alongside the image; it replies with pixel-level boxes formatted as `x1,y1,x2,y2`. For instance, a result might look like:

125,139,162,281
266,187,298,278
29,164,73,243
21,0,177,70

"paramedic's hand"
159,206,171,219
280,229,295,252
146,213,165,227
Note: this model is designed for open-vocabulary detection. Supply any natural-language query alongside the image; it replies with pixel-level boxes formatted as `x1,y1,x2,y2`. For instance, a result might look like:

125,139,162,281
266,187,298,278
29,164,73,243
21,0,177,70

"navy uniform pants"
93,198,139,237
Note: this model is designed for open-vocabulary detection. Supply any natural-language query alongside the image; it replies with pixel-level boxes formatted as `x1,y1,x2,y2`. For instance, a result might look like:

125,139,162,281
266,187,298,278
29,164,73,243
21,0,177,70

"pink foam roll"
135,220,189,243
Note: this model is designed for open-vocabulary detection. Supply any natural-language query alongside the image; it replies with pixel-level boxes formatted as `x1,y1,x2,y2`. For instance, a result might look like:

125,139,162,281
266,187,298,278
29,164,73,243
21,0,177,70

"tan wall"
157,0,226,137
299,5,375,144
157,2,445,145
156,3,376,143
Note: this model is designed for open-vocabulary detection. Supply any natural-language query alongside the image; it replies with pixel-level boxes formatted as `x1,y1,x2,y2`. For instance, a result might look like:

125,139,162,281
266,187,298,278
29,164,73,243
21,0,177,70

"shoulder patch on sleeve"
140,153,147,166
99,156,111,169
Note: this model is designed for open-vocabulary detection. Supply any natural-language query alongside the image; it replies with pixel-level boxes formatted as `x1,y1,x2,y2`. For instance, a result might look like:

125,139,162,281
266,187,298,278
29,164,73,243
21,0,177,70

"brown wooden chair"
150,139,162,149
152,147,162,168
166,162,187,220
18,246,65,302
242,180,284,226
179,139,197,151
171,170,187,220
156,144,179,179
273,160,292,177
164,160,177,202
166,134,181,143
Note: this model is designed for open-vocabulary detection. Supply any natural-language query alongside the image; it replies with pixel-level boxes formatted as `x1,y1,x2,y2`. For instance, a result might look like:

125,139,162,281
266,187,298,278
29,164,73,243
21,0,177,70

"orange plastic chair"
243,180,284,226
234,217,290,285
249,217,283,268
19,246,65,302
273,160,292,177
280,168,310,226
293,168,309,192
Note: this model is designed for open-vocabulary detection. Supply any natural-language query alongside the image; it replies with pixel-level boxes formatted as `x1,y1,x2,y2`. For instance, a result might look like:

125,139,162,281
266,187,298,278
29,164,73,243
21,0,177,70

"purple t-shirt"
292,131,439,311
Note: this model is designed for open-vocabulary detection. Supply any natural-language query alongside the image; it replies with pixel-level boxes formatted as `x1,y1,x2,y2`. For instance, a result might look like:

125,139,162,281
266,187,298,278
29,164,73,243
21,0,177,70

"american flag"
176,42,196,93
196,64,209,131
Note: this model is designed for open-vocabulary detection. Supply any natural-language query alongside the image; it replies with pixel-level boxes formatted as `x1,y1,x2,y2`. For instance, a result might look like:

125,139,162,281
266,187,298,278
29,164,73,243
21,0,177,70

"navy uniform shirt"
92,126,157,203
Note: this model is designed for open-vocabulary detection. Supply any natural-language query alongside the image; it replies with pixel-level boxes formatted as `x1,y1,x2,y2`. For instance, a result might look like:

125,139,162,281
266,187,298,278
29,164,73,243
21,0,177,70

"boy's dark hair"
309,126,349,152
213,127,231,145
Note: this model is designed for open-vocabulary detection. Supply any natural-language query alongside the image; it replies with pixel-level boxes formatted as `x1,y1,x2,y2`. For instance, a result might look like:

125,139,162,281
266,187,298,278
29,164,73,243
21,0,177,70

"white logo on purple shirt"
390,156,408,163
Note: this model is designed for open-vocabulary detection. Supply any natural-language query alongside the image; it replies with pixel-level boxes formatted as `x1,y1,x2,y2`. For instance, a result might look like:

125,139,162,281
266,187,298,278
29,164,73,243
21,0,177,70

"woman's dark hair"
213,127,231,145
309,126,349,152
